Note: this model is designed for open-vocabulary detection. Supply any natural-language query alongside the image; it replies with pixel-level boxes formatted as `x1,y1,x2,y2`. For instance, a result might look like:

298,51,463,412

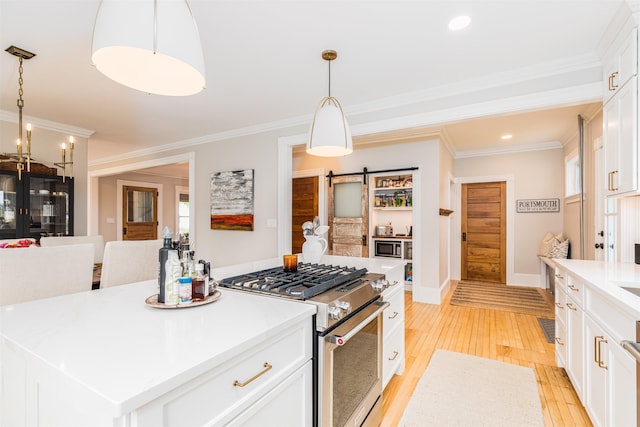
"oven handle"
325,301,389,346
622,340,640,363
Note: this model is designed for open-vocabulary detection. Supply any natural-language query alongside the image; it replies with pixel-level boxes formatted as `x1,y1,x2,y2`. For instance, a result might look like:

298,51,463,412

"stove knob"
336,301,351,313
328,306,342,320
371,280,385,292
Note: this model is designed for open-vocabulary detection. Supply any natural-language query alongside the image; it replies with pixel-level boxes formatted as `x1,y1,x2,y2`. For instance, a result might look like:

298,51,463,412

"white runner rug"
399,349,544,426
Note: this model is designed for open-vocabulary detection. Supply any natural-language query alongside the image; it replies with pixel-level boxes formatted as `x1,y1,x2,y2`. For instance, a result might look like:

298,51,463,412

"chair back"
0,243,94,306
100,239,163,288
40,235,105,264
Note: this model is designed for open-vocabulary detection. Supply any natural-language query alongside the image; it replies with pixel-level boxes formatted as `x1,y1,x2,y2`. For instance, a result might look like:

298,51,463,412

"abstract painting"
210,169,254,231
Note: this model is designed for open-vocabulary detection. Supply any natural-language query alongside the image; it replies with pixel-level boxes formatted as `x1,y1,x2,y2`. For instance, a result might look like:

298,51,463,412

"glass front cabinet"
0,169,74,240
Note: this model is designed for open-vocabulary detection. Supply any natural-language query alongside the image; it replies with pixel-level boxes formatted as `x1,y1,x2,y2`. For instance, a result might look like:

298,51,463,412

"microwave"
375,240,402,258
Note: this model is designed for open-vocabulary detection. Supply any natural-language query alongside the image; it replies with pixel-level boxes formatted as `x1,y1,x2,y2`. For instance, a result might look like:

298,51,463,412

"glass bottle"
192,262,208,300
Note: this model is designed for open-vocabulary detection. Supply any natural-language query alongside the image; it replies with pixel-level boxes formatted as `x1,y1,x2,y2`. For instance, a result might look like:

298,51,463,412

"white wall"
98,172,188,243
455,148,564,279
293,138,447,304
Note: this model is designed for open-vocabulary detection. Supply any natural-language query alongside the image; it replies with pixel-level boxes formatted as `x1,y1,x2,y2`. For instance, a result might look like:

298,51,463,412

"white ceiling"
0,0,625,161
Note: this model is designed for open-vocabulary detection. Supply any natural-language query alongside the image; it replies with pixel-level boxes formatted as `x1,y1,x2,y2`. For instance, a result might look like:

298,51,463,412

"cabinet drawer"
565,274,584,308
555,288,567,328
383,326,404,388
555,320,567,368
383,285,404,335
586,286,635,342
554,268,567,291
134,319,312,426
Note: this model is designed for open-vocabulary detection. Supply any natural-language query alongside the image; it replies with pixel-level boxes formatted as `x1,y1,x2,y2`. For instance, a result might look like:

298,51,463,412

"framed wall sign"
516,198,560,213
210,169,254,231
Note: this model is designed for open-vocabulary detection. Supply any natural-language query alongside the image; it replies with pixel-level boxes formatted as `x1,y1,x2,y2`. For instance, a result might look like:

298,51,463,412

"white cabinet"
584,316,637,427
551,261,638,427
227,361,313,426
603,28,637,104
121,319,314,426
603,27,639,196
565,274,585,400
604,78,638,195
382,282,405,389
554,275,568,367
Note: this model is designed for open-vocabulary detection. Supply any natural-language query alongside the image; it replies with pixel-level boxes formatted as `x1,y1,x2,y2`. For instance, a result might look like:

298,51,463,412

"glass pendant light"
91,0,206,96
307,50,353,157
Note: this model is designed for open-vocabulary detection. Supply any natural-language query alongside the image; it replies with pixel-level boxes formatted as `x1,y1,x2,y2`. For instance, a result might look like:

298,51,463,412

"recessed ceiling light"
448,15,470,31
501,134,513,140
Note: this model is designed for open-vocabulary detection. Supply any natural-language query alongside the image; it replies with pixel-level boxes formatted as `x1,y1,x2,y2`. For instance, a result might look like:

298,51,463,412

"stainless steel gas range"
219,262,392,427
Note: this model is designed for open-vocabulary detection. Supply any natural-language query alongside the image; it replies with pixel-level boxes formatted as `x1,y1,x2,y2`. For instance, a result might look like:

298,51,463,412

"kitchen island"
0,278,315,426
0,255,404,426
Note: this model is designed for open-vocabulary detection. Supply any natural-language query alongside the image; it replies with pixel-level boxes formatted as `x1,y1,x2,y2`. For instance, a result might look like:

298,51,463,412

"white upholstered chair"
100,239,163,288
40,235,105,264
0,243,94,306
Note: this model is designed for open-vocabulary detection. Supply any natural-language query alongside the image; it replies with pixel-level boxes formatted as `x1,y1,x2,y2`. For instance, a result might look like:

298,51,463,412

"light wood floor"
380,282,592,426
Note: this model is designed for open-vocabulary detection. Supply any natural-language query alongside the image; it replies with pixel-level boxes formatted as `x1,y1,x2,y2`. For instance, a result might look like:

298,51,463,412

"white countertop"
0,255,403,418
553,259,640,318
0,279,315,417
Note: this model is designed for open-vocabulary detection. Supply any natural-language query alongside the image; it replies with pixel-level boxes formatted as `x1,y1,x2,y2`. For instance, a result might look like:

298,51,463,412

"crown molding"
91,80,600,168
455,141,562,159
0,110,94,138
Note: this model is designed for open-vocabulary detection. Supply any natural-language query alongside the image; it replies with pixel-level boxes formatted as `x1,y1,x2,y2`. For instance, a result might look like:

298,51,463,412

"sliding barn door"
328,175,369,257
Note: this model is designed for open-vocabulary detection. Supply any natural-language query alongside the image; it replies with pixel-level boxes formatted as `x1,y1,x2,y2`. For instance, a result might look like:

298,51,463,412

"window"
176,186,189,235
565,150,581,200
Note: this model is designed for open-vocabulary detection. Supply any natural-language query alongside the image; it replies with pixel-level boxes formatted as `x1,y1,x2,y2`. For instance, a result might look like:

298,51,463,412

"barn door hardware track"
326,166,418,187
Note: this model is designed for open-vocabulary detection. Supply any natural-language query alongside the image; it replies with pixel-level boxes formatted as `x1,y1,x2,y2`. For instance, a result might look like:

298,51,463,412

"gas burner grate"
219,263,368,299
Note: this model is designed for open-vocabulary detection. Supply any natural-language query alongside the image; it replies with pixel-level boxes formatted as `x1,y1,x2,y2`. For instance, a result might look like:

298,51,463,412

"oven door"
318,300,389,427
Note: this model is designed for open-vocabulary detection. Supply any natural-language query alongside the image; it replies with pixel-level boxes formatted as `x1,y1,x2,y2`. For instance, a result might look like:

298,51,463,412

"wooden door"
292,176,319,254
461,181,506,283
328,175,368,257
122,185,158,240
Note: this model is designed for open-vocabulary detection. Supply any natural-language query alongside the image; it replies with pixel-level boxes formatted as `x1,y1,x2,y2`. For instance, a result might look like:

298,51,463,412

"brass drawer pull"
597,337,609,370
568,284,579,292
608,71,619,91
388,311,399,320
555,337,564,345
388,350,399,361
566,302,577,311
233,362,273,387
555,302,563,309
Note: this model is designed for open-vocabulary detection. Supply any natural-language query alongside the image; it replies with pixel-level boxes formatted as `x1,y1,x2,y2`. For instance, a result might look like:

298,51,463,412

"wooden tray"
145,290,221,309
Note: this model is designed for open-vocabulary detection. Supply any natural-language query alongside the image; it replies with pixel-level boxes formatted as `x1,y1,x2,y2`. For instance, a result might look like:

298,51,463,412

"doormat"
450,281,553,317
537,318,555,344
399,349,544,426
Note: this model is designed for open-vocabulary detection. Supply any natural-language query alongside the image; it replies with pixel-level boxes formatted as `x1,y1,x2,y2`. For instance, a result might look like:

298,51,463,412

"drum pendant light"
91,0,206,96
307,50,353,157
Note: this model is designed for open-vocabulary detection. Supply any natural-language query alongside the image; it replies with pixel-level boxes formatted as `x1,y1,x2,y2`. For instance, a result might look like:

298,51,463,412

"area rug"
450,281,553,317
537,317,555,344
399,350,544,427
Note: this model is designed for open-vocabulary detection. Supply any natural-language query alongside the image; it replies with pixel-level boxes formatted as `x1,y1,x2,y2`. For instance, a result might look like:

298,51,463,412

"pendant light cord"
153,0,158,54
328,58,331,98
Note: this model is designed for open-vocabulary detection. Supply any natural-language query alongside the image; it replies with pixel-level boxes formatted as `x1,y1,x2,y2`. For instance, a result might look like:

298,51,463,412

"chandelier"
3,46,74,181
